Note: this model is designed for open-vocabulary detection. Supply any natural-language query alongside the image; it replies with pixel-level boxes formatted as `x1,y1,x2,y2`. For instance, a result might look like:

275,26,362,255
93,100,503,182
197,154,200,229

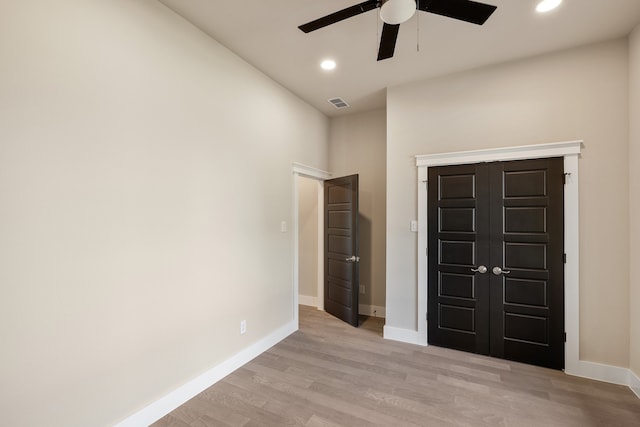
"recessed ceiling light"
536,0,562,13
320,59,336,71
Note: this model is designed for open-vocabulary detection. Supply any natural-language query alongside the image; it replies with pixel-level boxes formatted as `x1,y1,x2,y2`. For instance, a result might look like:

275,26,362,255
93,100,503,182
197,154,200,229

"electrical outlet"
359,285,365,294
240,320,247,335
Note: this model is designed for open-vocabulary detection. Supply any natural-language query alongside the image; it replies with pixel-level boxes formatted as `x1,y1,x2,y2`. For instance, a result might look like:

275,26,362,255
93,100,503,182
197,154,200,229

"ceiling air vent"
328,97,349,109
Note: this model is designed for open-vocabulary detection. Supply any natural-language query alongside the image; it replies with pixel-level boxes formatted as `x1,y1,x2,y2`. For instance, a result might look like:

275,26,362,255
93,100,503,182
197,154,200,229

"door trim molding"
630,369,640,399
415,140,583,167
293,162,332,180
415,141,583,372
292,163,331,325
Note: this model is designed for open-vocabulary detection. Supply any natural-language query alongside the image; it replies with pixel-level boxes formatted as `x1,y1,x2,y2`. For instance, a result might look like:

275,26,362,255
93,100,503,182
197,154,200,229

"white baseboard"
114,320,297,427
298,295,318,307
383,325,419,345
565,360,631,386
381,329,640,400
359,304,386,318
115,315,638,427
629,369,640,399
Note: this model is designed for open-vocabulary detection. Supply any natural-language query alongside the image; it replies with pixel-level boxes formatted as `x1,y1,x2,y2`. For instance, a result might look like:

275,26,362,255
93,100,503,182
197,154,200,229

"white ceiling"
158,0,640,116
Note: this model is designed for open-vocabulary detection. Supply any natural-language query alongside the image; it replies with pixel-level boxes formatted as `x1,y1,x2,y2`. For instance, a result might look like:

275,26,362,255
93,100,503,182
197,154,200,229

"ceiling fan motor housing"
380,0,417,25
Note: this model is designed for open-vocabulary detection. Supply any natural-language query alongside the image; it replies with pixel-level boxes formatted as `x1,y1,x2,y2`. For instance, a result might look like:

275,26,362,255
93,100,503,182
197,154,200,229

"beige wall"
0,1,328,426
386,39,630,367
630,25,640,375
298,176,319,298
329,109,387,310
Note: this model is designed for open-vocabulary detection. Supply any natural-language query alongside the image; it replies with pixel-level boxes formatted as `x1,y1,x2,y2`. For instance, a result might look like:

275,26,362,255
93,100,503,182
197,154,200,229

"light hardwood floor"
153,305,640,426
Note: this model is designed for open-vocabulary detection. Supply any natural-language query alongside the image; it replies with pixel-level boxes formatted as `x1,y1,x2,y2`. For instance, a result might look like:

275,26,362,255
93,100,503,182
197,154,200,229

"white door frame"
292,163,331,326
415,141,583,374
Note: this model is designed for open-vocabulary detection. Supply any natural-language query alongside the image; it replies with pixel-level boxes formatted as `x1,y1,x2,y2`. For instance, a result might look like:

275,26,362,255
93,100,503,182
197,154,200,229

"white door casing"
292,163,331,325
415,141,582,374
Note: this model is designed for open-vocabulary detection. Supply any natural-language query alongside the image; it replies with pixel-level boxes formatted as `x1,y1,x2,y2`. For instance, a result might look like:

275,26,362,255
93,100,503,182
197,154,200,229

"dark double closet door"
428,157,565,370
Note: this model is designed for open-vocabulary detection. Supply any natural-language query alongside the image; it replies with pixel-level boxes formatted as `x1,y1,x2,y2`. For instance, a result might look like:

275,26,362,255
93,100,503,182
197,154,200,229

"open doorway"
292,163,384,332
292,163,330,326
297,174,322,308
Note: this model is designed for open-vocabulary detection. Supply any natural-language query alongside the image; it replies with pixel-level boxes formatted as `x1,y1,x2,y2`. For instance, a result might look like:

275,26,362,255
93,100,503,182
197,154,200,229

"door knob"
492,266,511,275
345,255,360,263
470,265,487,274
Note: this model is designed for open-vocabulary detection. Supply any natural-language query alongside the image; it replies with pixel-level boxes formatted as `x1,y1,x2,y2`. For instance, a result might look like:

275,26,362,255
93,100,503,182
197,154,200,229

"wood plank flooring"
153,305,640,427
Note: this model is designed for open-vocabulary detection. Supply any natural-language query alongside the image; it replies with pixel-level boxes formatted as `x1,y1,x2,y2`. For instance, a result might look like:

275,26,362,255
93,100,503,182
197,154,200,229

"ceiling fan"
298,0,497,61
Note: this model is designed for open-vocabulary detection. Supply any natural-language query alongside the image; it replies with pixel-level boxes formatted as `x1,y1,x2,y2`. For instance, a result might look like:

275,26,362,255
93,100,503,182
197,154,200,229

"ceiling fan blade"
377,23,400,61
418,0,497,25
299,0,379,33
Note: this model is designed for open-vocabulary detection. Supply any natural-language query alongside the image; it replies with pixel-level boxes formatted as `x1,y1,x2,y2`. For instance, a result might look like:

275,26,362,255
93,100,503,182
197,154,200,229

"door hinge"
564,332,567,342
563,253,567,264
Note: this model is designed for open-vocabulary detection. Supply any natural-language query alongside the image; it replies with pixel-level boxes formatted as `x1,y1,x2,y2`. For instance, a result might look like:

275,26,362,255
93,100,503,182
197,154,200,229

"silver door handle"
470,265,487,274
492,266,511,275
345,256,360,263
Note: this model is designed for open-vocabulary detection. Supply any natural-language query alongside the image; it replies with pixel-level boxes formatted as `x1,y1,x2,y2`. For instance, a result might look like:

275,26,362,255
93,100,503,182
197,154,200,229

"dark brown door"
427,163,491,354
428,158,564,370
325,175,359,327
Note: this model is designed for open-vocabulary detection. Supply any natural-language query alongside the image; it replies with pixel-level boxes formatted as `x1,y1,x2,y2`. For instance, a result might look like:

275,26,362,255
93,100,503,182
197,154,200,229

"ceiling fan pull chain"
417,0,420,52
377,7,381,53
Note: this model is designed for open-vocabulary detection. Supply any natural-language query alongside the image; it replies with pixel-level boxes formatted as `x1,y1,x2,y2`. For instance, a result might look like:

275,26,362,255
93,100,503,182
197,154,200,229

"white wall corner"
629,369,640,399
359,304,386,318
114,320,297,427
383,325,422,345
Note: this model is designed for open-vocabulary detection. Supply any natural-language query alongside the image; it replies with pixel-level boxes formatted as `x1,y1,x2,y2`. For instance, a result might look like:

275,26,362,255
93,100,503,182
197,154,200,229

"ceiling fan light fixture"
536,0,562,13
380,0,417,25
